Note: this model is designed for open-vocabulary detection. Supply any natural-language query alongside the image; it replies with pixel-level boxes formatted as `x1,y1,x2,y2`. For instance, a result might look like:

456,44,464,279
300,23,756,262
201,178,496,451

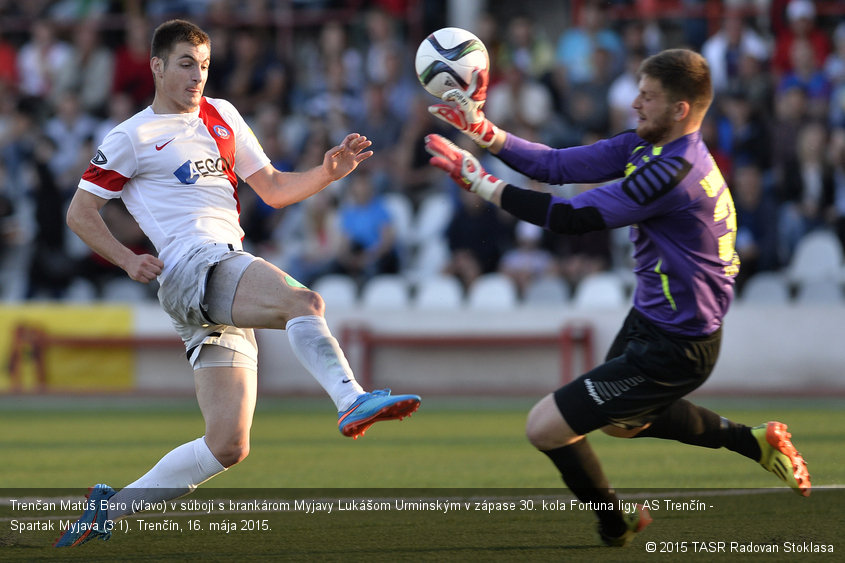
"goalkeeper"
426,48,810,547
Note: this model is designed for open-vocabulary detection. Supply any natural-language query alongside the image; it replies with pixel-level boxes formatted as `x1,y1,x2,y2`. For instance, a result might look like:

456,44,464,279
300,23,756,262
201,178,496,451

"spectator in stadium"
778,37,832,120
546,184,613,288
715,86,771,171
701,7,770,96
771,83,809,167
111,15,155,108
332,170,400,284
305,57,363,143
498,219,555,298
829,126,845,248
445,180,515,292
393,94,453,206
499,14,556,83
0,27,18,90
42,93,98,185
824,22,845,86
24,135,75,298
219,27,288,118
427,48,810,548
16,20,71,107
361,7,402,86
772,0,832,79
272,189,343,288
732,162,781,288
56,19,420,548
554,0,624,86
827,24,845,129
53,19,114,116
776,120,835,262
608,47,647,133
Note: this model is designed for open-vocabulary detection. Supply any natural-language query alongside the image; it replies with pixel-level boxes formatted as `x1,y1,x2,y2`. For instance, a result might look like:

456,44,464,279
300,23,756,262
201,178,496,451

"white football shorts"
157,242,260,369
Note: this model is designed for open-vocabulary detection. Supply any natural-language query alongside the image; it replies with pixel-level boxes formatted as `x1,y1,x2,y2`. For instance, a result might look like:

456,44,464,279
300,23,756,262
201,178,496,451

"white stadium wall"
129,303,845,397
3,303,842,395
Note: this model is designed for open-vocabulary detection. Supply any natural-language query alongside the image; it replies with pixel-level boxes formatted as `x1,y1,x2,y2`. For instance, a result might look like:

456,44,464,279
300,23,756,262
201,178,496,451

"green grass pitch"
1,395,843,561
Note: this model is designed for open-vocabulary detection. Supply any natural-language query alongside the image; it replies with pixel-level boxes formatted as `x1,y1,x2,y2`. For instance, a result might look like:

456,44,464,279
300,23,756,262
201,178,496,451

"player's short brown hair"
151,19,210,62
639,49,713,116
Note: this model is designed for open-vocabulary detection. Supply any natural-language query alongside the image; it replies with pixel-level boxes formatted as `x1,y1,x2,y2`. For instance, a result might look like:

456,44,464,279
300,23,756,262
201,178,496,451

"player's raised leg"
626,400,811,496
231,259,420,438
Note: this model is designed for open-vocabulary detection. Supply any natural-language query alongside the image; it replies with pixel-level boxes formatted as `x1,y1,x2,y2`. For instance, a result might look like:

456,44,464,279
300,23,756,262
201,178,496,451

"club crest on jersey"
213,125,230,139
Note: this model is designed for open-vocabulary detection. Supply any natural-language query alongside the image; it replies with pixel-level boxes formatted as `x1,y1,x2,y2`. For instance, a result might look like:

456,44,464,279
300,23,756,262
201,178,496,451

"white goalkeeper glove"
424,134,503,201
428,68,499,148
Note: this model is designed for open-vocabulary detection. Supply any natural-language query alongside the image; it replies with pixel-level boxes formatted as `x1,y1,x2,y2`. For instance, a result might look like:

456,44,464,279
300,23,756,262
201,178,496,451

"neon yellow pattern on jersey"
654,259,677,311
699,157,725,197
700,156,740,277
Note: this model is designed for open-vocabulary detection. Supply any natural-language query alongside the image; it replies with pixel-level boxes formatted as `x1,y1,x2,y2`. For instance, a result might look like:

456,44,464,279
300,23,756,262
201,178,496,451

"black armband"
500,184,607,234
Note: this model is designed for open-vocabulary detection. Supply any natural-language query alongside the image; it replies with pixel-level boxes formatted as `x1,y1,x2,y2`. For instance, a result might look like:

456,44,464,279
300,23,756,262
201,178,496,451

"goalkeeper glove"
425,134,503,201
428,68,499,148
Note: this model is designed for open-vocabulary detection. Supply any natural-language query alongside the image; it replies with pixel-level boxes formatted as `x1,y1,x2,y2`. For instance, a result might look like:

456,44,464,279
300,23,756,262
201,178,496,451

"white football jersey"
79,96,271,278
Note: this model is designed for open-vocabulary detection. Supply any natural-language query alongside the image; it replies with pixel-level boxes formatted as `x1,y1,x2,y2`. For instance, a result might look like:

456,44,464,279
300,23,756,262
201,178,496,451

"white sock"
107,437,225,520
286,314,364,411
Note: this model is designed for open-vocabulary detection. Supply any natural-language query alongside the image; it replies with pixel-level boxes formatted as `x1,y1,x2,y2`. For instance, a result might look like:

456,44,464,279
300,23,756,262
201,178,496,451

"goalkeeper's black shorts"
554,307,722,435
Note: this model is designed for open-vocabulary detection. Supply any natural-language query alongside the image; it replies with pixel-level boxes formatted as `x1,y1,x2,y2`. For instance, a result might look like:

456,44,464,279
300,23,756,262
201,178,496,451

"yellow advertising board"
0,304,133,392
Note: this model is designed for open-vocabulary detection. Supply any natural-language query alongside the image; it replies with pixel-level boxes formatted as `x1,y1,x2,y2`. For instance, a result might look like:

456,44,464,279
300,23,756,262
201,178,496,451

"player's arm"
425,134,606,234
246,133,373,208
66,189,163,283
427,134,692,234
428,69,630,184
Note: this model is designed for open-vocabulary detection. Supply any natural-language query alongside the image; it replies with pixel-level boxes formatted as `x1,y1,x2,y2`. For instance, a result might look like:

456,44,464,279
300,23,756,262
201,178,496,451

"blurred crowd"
1,0,845,303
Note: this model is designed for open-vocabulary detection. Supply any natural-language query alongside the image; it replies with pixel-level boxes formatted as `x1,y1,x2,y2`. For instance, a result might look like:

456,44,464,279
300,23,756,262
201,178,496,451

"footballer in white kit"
56,19,420,549
79,96,267,277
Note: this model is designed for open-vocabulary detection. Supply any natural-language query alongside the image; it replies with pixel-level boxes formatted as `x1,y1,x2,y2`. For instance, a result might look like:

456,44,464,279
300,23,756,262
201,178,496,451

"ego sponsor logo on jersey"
173,157,233,185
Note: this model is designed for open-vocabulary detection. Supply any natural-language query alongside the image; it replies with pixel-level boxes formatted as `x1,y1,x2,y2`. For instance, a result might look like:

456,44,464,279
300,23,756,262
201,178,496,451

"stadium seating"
467,273,519,310
785,229,844,284
360,274,411,309
312,274,358,309
405,237,450,284
523,275,570,305
382,192,414,251
572,271,627,309
795,279,844,305
63,278,98,302
411,192,453,247
413,274,464,309
101,278,151,302
740,272,791,304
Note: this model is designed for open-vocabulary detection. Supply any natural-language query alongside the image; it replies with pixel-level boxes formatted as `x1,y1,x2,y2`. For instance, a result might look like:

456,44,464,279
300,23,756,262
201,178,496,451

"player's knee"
525,410,557,450
209,440,250,468
525,395,580,450
290,288,325,318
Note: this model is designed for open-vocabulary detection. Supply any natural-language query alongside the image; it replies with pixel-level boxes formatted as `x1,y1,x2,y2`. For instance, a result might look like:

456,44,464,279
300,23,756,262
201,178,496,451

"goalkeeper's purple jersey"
498,130,739,337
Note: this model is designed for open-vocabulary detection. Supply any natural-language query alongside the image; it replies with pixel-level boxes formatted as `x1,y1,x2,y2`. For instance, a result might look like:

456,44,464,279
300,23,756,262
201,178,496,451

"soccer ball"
415,27,488,98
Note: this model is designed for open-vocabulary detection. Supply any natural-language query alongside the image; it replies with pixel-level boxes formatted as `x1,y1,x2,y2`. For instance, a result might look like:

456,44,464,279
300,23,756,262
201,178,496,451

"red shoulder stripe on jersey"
81,162,129,192
198,98,238,190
